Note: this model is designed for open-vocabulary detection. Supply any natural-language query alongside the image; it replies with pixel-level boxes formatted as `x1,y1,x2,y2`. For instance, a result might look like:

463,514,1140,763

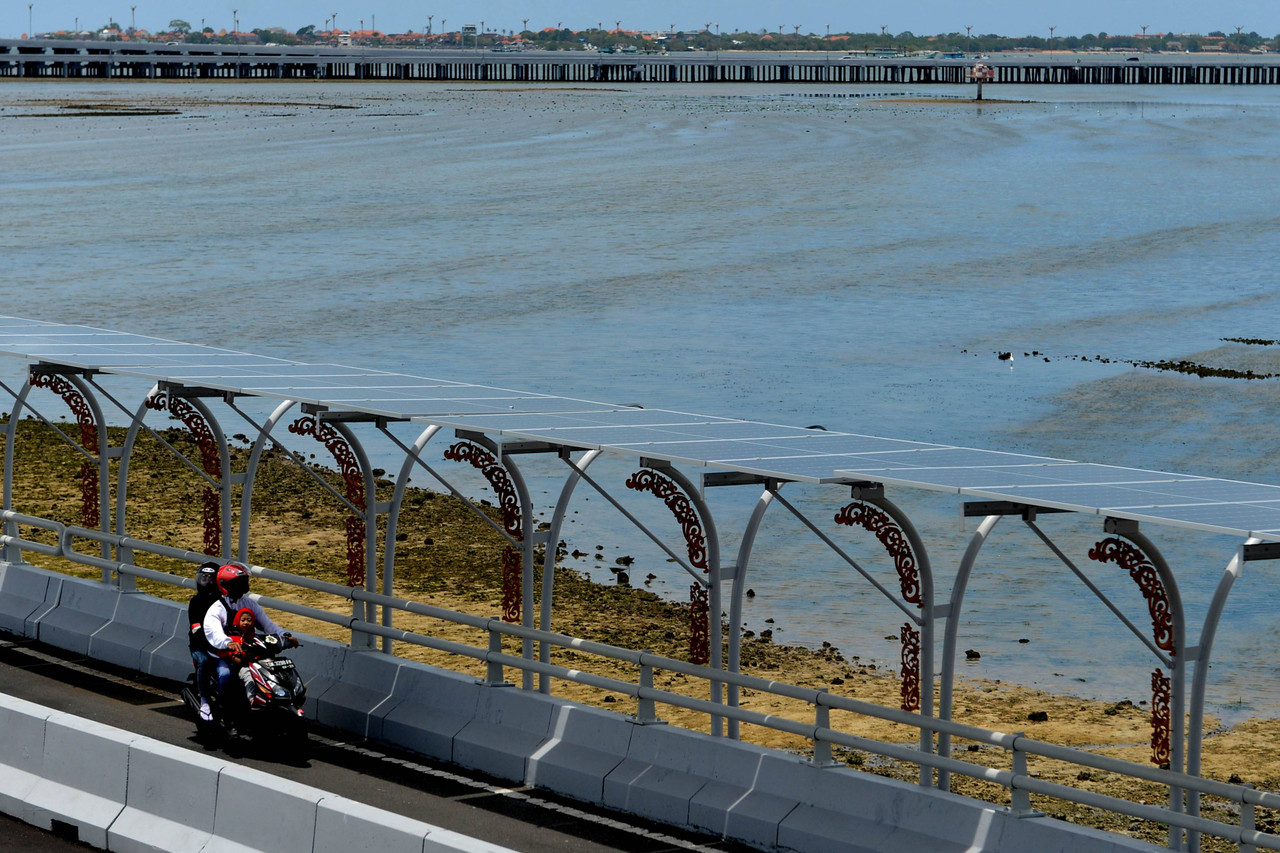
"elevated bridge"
2,315,1280,852
3,38,1280,84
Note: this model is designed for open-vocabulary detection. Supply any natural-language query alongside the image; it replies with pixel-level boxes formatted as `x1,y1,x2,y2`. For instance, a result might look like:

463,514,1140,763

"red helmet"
216,564,250,600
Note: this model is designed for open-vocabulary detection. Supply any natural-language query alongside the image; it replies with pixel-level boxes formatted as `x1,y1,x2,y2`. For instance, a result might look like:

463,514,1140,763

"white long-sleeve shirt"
202,596,286,651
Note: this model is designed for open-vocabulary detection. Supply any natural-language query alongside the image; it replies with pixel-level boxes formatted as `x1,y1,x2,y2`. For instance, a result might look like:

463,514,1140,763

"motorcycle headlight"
274,685,289,698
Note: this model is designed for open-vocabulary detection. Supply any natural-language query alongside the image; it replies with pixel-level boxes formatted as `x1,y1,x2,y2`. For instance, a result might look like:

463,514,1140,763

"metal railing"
3,508,1277,852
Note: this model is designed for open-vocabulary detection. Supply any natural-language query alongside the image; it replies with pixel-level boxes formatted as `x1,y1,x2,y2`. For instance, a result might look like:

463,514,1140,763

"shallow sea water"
2,79,1279,720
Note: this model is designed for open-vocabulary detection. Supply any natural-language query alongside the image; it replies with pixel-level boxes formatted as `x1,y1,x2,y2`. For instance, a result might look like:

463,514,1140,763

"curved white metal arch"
456,432,538,689
237,399,299,561
381,424,445,654
538,449,604,692
116,384,234,564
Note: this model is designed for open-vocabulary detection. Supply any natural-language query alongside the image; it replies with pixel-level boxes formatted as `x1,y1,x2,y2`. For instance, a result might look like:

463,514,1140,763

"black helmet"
196,561,220,592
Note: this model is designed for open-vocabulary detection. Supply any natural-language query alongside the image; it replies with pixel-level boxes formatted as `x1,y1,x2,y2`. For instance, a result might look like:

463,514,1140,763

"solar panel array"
2,315,1277,543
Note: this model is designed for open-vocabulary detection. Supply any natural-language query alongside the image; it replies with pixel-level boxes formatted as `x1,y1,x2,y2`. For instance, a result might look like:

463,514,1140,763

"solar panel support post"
117,383,235,569
1100,518,1187,846
699,473,788,738
451,430,539,688
325,417,381,652
1,377,36,565
937,513,1003,791
634,459,725,735
1186,536,1262,850
842,489,936,782
383,423,446,655
237,399,299,567
23,370,112,576
539,449,606,693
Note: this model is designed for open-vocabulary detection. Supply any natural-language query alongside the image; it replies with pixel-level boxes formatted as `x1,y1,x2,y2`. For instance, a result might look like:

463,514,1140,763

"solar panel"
1,315,1278,543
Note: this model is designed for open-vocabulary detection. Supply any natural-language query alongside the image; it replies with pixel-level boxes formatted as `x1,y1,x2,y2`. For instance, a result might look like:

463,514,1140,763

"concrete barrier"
602,721,723,826
453,682,561,781
526,703,634,805
107,739,222,853
89,590,184,673
0,690,524,853
286,635,349,722
36,573,119,654
378,664,481,762
688,741,803,849
23,711,133,849
0,561,60,636
312,648,403,738
0,693,48,818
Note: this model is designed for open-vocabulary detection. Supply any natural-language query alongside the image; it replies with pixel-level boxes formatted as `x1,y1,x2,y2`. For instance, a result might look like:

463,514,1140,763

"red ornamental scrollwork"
900,623,922,712
442,442,522,539
289,416,366,587
32,373,100,528
834,502,921,606
1151,668,1172,766
689,583,710,665
1088,537,1175,654
501,546,521,622
443,441,524,622
624,468,707,570
147,389,223,556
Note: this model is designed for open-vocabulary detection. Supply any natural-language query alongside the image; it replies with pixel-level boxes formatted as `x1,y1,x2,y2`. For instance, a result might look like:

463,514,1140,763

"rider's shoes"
198,702,213,722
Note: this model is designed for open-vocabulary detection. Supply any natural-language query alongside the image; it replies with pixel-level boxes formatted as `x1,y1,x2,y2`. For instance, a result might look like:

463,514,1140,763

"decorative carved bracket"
689,584,710,666
289,416,366,587
834,502,921,605
31,374,99,528
1089,537,1174,653
626,467,710,664
444,441,523,622
900,623,921,712
146,389,222,556
835,502,923,711
1090,536,1176,765
1151,668,1172,767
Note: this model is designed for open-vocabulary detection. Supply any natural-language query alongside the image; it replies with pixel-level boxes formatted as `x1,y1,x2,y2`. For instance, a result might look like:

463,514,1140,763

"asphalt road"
0,633,750,853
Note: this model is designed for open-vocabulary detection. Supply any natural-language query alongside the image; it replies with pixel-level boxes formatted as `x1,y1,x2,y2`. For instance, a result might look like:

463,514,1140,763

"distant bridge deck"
3,38,1280,84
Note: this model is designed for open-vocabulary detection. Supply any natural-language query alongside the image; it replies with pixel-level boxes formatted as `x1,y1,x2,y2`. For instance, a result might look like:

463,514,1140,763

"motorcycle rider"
187,561,223,722
202,563,298,719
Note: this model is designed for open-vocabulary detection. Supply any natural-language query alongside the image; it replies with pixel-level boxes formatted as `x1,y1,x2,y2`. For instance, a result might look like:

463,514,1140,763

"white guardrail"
3,508,1278,852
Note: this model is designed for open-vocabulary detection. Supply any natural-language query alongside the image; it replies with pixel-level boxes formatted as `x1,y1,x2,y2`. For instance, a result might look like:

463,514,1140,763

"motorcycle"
181,633,307,740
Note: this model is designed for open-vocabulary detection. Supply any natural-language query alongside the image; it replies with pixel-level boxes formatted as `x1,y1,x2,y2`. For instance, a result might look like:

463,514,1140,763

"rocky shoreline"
4,418,1278,848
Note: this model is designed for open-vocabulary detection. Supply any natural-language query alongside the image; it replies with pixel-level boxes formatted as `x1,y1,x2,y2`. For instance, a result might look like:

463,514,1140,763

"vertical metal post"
812,690,833,766
1109,520,1185,851
1185,539,1257,853
384,425,442,654
653,464,722,735
2,380,34,564
726,486,776,739
486,622,505,684
539,450,602,692
938,514,1001,790
238,400,297,561
636,659,657,723
1241,783,1257,853
867,492,936,784
1010,733,1033,815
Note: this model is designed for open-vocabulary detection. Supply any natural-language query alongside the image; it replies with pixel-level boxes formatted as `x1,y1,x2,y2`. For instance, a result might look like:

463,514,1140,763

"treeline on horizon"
41,20,1280,54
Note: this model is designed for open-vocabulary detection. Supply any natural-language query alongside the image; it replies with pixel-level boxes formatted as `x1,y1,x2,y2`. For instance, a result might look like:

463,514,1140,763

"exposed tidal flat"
3,78,1280,804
